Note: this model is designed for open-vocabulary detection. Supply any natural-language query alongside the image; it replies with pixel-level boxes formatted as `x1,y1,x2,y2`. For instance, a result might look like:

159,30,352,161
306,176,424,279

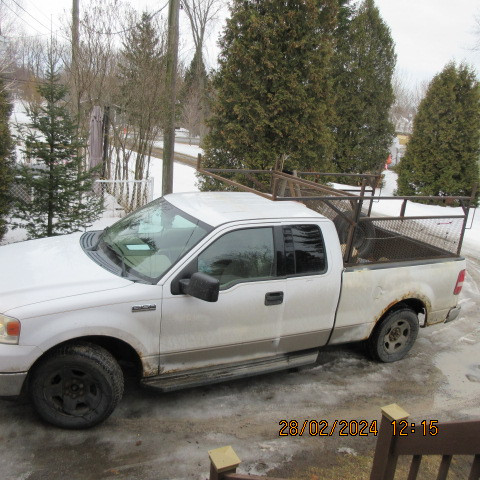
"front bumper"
0,343,41,395
445,306,461,323
0,372,27,396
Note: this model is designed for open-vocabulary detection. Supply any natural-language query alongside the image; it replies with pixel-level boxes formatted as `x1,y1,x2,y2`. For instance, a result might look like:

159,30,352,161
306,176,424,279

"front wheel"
30,342,124,429
367,308,419,362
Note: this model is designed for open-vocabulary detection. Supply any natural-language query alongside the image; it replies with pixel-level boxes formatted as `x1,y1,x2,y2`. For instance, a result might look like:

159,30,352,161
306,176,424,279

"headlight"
0,314,21,345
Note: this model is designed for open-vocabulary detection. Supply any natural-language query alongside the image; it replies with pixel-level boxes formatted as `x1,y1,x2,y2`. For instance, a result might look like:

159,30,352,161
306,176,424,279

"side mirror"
179,272,220,302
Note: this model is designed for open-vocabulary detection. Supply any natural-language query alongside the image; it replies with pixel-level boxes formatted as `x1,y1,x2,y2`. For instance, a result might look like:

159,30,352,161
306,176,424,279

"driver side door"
159,225,285,373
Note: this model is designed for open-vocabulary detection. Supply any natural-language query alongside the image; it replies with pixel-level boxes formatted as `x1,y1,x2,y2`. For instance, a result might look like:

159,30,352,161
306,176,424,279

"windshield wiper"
103,241,128,278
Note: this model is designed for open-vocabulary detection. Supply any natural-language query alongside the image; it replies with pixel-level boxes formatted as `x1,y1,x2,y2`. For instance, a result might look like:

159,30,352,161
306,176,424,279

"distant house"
389,132,411,165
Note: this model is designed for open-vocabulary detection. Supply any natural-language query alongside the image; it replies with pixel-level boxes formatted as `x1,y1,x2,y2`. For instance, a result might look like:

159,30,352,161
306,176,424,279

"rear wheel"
368,308,419,362
30,342,123,429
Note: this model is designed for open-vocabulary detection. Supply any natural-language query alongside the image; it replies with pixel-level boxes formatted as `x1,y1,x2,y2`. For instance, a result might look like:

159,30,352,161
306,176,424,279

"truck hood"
0,233,131,313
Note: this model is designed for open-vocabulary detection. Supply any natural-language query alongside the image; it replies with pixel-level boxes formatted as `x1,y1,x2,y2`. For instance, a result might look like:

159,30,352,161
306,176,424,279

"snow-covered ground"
149,153,199,199
153,139,203,160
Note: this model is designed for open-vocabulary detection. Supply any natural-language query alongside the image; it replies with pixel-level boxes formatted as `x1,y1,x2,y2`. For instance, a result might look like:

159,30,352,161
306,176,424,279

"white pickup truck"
0,191,466,428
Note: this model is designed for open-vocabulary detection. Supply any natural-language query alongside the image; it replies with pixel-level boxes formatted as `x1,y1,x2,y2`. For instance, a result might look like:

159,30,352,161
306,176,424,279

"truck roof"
165,192,323,227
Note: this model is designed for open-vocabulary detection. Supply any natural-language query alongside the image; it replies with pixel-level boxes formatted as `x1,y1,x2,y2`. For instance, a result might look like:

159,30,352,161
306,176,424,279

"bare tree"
182,0,222,62
64,0,127,133
181,87,203,143
390,71,428,134
0,0,28,80
116,11,168,207
181,0,222,139
0,0,24,38
474,14,480,51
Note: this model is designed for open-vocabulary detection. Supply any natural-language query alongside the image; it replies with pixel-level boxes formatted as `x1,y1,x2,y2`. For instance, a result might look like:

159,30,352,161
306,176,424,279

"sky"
4,0,480,87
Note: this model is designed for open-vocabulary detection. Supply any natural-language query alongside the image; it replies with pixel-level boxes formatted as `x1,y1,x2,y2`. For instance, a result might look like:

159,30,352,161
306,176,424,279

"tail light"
453,269,466,295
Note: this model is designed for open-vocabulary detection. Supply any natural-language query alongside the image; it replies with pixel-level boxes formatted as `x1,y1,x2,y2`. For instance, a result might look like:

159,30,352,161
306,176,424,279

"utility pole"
71,0,80,120
162,0,180,196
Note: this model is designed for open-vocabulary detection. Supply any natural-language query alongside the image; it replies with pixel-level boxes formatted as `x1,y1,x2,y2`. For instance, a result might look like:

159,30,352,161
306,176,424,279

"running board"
141,349,319,392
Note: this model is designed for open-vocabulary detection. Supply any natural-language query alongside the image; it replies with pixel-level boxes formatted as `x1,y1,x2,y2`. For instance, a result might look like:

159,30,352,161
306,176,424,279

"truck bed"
195,162,473,267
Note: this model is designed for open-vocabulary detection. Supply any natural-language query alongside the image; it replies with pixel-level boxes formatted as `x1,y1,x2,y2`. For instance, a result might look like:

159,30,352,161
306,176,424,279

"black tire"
30,342,124,429
333,212,376,258
367,308,419,363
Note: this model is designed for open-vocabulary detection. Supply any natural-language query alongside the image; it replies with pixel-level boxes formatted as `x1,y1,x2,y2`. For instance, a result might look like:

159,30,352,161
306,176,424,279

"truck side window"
198,228,275,288
284,225,326,275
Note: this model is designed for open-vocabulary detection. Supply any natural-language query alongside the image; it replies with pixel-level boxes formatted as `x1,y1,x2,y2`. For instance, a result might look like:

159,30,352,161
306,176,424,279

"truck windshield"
100,198,212,282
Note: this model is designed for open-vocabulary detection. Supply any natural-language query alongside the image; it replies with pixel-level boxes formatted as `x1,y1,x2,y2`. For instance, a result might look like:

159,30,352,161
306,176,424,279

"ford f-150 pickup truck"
0,190,466,428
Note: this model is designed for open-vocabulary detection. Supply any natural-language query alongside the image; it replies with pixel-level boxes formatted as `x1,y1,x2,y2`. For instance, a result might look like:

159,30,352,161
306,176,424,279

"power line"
10,0,51,33
0,0,45,36
23,0,54,27
1,0,69,43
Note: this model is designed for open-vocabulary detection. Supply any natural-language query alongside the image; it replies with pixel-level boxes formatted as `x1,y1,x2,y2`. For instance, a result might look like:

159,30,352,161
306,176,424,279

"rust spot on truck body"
371,293,430,335
140,354,159,378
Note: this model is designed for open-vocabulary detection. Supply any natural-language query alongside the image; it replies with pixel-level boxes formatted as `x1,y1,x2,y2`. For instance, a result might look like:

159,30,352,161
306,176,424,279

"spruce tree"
397,63,480,199
332,0,396,174
0,77,14,242
181,50,208,101
14,59,101,238
179,50,211,140
118,12,165,193
200,0,338,187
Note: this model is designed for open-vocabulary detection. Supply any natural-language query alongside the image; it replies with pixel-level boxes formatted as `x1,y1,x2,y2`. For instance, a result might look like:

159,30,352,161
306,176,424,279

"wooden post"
102,105,110,179
71,0,81,124
162,0,180,196
370,404,410,480
209,446,241,480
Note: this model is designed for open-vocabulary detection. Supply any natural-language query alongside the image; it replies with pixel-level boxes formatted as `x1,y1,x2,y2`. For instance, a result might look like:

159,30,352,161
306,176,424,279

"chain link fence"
94,178,155,217
10,178,155,219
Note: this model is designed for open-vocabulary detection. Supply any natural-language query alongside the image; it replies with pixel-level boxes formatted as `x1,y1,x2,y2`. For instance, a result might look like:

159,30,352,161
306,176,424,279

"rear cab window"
283,224,327,276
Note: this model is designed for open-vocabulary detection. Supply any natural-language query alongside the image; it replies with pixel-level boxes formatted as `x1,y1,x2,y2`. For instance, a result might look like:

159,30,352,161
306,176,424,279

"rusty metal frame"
196,159,474,263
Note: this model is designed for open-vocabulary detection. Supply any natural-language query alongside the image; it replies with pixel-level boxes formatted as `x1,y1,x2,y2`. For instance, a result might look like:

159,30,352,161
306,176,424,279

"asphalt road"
1,253,479,480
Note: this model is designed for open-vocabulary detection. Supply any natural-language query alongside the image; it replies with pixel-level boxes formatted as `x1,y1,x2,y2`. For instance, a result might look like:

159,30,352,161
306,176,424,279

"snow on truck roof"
165,192,324,227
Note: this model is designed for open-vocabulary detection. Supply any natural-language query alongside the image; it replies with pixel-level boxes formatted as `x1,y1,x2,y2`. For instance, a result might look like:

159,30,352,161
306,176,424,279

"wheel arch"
368,301,421,362
372,297,426,336
389,298,426,318
27,335,144,389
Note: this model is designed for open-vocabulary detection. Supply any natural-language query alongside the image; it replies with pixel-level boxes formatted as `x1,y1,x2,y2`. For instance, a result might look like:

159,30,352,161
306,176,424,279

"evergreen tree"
332,0,396,174
179,50,211,140
14,59,101,238
0,77,14,242
119,12,165,132
118,12,165,188
181,50,208,100
397,63,480,199
200,0,338,188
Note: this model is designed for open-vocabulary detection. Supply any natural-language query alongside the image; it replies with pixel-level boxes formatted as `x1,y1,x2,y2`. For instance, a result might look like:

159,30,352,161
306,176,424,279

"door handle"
265,291,284,306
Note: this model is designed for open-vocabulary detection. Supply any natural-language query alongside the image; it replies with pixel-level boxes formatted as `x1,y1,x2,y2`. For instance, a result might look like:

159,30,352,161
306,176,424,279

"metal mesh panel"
94,179,154,216
363,217,464,263
273,177,465,264
10,179,154,221
10,183,32,203
199,167,468,266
